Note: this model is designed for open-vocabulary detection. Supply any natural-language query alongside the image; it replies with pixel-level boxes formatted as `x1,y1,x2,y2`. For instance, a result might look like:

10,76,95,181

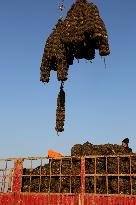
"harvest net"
40,0,110,133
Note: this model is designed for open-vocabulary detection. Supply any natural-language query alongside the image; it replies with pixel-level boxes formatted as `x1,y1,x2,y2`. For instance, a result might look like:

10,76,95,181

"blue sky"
0,0,136,158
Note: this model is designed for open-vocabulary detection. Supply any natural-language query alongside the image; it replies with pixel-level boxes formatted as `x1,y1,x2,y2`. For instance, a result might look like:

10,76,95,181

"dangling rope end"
59,0,65,19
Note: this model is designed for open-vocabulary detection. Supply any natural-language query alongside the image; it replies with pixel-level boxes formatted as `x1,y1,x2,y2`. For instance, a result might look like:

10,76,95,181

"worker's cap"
122,138,129,144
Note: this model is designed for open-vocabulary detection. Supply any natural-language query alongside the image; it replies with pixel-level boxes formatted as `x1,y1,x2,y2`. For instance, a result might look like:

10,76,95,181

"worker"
122,138,132,152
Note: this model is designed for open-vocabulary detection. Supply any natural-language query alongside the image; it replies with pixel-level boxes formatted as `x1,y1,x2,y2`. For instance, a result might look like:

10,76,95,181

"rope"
59,0,65,19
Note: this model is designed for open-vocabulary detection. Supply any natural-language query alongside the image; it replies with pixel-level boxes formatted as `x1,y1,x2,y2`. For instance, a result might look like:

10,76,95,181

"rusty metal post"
8,168,14,192
49,158,52,193
130,156,132,195
106,157,108,194
70,158,72,193
80,157,85,205
12,159,23,192
94,157,97,194
39,159,42,192
59,158,62,193
117,156,120,194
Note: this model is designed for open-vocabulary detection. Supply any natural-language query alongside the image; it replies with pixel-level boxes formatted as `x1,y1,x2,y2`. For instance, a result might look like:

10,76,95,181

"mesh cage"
0,156,136,204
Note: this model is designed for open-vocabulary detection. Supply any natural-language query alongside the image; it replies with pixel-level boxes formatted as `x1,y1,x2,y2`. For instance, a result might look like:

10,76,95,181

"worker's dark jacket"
125,147,132,153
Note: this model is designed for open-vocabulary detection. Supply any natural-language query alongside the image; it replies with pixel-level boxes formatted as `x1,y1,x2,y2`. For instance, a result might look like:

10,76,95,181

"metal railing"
0,159,14,192
0,154,136,195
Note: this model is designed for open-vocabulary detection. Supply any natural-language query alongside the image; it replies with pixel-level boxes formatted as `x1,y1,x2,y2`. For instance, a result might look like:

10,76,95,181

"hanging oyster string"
55,82,65,133
40,0,110,133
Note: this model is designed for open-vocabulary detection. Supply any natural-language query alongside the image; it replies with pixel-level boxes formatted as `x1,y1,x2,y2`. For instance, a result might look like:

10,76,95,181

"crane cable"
59,0,65,19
